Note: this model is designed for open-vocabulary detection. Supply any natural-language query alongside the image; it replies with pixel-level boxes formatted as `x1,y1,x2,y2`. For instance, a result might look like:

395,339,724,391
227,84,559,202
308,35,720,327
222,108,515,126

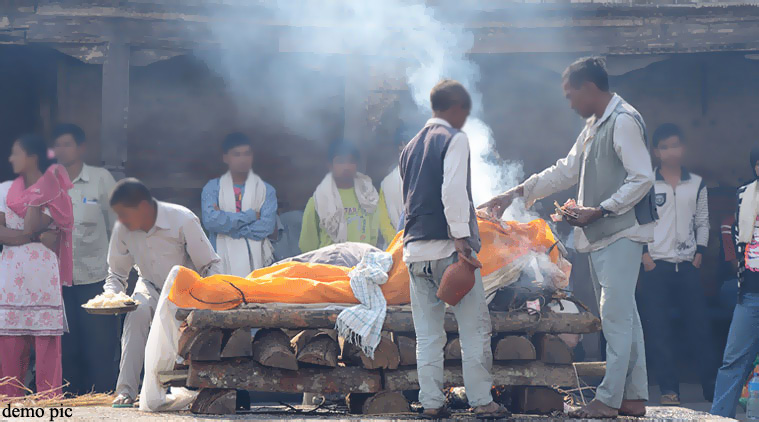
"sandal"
421,406,451,419
660,393,680,406
473,401,511,419
112,393,136,408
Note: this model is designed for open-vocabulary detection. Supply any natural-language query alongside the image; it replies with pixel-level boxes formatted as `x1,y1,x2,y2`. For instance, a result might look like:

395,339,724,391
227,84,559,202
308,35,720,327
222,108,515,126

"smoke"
465,117,537,222
198,0,535,220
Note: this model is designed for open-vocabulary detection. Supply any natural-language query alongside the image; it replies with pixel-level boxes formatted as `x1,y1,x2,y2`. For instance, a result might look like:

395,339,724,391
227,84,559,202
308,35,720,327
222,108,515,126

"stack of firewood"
164,304,604,416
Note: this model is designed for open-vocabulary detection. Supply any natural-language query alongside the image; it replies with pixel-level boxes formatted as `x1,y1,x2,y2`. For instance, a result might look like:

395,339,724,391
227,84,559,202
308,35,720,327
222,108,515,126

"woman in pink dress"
0,134,73,397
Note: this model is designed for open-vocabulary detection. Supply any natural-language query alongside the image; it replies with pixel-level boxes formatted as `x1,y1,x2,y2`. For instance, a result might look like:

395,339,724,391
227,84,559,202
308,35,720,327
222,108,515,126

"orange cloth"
169,218,562,311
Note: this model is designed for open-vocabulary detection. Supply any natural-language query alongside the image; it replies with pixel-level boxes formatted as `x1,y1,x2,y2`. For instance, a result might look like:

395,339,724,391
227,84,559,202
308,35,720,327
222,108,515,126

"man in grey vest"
480,57,657,418
400,79,508,419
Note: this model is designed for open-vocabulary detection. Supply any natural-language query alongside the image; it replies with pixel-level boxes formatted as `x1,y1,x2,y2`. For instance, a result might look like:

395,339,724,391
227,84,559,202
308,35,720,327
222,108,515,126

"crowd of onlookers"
0,59,758,417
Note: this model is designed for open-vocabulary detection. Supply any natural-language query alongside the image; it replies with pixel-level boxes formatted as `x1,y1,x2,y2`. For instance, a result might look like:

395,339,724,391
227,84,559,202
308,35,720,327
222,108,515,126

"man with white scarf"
201,133,278,276
299,140,380,253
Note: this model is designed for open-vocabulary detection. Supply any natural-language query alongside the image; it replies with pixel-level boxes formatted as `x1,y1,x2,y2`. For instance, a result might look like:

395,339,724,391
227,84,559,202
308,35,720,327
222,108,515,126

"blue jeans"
711,292,759,418
407,253,494,409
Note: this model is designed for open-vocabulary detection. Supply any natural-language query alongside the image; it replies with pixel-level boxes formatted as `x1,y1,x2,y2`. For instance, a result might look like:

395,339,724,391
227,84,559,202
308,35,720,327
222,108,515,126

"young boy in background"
201,133,278,276
299,141,379,252
636,123,715,405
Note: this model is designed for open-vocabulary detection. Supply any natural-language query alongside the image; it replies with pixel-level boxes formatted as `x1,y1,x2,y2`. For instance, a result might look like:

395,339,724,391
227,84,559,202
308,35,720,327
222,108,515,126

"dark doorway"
0,45,59,183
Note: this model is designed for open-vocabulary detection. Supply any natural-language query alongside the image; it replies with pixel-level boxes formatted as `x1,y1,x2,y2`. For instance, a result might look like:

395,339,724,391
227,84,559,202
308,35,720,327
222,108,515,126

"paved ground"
0,383,738,421
13,405,730,422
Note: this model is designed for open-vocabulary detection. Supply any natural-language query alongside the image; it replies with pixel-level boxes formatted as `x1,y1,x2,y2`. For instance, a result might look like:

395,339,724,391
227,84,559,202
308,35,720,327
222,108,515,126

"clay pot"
437,256,479,306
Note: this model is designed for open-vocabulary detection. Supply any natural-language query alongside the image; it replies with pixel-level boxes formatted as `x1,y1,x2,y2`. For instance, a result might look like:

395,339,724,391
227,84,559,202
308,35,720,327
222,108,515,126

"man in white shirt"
52,124,119,395
105,179,222,406
481,57,656,418
399,79,508,419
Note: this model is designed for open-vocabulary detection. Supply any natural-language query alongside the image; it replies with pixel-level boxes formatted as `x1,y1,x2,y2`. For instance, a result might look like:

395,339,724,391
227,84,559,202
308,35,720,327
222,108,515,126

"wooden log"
190,388,236,415
221,328,253,359
251,329,298,370
493,335,537,361
176,308,192,321
384,362,576,391
185,307,601,334
393,334,416,366
177,324,198,360
349,391,410,415
158,370,188,388
534,334,573,365
573,361,606,378
188,328,224,361
514,387,564,414
345,392,371,414
346,391,411,414
343,333,400,370
292,330,339,368
444,336,461,360
188,358,382,393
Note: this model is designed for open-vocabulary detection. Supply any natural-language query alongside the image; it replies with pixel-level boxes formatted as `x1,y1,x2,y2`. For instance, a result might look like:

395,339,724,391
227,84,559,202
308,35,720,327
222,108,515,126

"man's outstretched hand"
477,185,524,219
565,206,603,227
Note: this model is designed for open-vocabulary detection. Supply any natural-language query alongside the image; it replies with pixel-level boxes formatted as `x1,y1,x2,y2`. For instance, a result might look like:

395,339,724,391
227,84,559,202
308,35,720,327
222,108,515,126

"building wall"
56,55,102,166
126,55,345,214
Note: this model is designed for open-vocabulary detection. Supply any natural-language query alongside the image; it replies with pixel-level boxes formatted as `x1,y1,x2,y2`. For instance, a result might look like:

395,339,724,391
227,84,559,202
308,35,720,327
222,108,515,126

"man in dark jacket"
400,79,508,419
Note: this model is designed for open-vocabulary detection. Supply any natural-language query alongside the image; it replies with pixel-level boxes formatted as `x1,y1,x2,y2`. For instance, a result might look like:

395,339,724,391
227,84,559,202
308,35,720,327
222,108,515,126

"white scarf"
313,172,379,243
380,166,403,229
217,171,274,277
739,180,759,245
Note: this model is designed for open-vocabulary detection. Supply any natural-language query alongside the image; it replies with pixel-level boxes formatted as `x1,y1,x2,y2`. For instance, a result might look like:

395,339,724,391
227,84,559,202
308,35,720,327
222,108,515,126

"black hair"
562,57,610,92
222,132,252,154
15,134,52,172
751,147,759,170
109,178,153,207
430,79,471,112
652,123,684,148
52,123,86,145
328,140,360,162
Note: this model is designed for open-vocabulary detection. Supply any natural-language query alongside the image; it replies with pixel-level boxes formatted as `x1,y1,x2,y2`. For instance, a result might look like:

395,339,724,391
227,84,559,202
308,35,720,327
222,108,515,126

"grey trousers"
407,253,494,409
589,238,648,408
116,278,160,398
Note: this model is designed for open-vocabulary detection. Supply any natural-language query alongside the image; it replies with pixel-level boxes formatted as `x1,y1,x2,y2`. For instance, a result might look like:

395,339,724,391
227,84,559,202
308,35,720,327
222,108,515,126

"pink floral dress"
0,182,65,336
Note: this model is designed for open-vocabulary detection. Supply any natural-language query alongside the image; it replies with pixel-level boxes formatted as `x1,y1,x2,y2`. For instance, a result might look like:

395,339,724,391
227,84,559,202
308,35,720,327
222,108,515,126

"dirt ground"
7,405,732,421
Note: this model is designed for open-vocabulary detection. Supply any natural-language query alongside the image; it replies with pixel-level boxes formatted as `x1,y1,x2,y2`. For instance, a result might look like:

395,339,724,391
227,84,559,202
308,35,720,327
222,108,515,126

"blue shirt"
201,177,278,250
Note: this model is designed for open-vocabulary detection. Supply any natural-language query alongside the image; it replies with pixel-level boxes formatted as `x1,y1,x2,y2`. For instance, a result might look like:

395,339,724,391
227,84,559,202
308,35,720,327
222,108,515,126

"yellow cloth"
298,188,380,253
169,218,564,311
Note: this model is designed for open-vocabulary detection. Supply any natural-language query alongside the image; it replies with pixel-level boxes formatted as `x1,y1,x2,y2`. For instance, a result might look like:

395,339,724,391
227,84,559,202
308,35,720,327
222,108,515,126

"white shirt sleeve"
599,114,655,215
523,134,583,204
104,224,134,294
182,216,223,277
442,132,472,239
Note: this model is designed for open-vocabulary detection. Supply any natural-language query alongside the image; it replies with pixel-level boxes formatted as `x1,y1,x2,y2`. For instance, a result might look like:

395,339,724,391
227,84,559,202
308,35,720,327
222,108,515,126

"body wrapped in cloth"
168,218,569,310
145,218,569,412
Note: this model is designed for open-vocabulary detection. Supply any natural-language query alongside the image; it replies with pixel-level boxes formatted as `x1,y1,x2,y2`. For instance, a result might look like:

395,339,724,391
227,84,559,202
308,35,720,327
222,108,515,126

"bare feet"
568,399,618,418
421,406,451,419
619,399,647,416
473,401,511,419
